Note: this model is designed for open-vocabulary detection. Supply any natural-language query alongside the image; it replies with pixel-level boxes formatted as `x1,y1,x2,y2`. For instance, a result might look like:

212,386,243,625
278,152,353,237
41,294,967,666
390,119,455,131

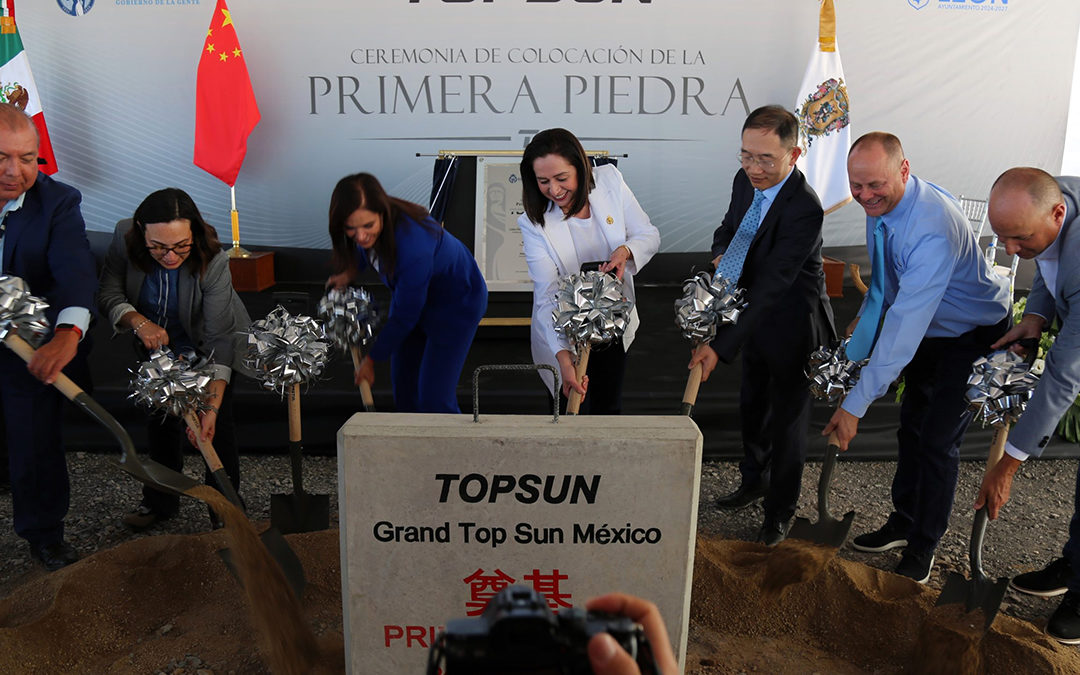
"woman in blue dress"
326,173,487,413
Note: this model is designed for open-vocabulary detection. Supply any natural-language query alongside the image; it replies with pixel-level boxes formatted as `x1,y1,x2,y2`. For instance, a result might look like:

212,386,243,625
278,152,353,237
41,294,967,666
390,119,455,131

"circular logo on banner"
796,78,850,152
56,0,95,17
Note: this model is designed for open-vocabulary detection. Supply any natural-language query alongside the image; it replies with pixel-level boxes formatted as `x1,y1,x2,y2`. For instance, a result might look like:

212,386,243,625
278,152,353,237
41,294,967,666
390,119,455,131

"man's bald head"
0,102,40,207
0,102,37,142
988,167,1065,259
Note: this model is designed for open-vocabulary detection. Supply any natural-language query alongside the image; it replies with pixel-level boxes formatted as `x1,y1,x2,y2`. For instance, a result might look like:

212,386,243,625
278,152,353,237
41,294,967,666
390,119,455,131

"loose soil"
3,527,1080,674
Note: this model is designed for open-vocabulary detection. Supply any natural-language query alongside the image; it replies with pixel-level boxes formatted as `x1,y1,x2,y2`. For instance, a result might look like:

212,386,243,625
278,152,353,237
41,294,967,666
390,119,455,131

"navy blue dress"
357,214,487,413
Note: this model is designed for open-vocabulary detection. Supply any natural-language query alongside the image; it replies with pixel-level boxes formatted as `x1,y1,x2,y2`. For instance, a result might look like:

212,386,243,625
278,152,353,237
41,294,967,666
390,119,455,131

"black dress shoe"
757,518,790,547
29,540,79,571
716,482,768,510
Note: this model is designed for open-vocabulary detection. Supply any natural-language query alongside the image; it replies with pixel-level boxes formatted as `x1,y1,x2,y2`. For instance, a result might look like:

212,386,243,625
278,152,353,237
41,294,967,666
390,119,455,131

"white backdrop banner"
14,0,1080,252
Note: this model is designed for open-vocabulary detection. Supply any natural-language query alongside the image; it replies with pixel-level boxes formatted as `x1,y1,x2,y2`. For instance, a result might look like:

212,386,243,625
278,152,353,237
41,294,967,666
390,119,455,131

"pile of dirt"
0,522,343,674
3,530,1080,673
686,536,1080,674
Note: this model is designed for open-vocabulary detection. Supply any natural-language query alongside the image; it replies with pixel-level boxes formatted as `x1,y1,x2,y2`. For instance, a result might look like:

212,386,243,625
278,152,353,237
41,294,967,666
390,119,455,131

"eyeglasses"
146,242,193,257
736,153,778,170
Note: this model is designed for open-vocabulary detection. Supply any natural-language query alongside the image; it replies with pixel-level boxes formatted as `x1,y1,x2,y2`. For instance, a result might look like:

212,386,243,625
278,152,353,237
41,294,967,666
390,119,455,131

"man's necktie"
846,217,886,361
714,189,766,285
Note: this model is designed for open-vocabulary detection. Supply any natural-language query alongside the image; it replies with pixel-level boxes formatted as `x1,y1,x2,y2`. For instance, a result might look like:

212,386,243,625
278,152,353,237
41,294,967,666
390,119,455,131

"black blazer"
709,167,836,364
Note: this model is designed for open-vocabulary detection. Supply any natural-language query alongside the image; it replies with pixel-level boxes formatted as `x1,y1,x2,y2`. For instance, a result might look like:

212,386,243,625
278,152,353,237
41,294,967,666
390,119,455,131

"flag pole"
227,185,250,258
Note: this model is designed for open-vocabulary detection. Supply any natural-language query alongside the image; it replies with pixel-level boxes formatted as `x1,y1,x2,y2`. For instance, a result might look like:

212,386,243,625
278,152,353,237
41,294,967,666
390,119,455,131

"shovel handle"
566,343,591,415
970,423,1010,581
987,424,1008,472
184,411,223,472
680,362,703,416
184,411,243,508
287,382,302,443
3,333,83,400
819,434,841,519
350,345,375,411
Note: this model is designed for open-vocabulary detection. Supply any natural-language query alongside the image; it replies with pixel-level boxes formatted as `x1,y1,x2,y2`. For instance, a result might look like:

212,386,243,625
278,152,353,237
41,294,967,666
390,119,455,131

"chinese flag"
0,0,59,175
193,0,260,187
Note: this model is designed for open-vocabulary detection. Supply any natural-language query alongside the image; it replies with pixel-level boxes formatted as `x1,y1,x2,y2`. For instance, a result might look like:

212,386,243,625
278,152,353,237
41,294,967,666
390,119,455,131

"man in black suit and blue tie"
690,105,836,546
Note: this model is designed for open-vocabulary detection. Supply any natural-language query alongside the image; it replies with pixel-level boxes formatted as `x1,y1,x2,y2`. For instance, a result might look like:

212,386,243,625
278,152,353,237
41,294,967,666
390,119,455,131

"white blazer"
518,164,661,394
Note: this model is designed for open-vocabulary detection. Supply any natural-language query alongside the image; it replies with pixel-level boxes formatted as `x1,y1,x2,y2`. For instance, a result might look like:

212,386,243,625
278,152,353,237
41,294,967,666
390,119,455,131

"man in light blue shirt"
823,132,1010,583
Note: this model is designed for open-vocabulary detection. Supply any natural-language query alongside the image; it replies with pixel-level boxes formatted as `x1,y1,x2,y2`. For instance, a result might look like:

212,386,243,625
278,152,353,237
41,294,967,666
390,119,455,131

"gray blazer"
96,219,251,382
1010,176,1080,456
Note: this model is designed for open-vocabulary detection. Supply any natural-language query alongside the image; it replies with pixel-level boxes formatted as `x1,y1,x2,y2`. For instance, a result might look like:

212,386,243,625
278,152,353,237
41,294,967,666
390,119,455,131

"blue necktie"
714,189,766,285
847,217,886,361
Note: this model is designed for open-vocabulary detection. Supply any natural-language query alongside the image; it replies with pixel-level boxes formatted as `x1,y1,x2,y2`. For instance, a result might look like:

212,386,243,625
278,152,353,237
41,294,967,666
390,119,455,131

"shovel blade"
936,571,1009,631
270,492,332,534
788,510,856,549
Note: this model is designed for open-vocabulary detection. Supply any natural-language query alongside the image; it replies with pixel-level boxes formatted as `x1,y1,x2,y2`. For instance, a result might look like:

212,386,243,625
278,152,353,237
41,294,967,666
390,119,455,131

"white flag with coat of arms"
794,0,851,214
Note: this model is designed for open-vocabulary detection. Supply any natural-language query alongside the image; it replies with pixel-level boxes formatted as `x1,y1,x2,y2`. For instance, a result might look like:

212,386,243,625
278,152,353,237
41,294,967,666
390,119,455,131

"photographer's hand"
586,593,679,675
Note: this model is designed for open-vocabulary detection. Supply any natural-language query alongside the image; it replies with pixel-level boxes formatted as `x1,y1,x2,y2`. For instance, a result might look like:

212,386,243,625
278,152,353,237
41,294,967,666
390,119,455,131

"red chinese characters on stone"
462,567,573,615
463,568,518,616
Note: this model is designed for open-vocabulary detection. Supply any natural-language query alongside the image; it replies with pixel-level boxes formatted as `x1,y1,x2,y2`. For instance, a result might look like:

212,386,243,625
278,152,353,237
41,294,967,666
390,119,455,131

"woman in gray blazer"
97,188,251,530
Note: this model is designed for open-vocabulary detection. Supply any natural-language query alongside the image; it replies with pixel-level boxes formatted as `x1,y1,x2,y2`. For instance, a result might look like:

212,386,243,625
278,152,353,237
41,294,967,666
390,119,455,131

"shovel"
679,360,704,416
788,431,856,548
2,332,306,595
565,343,592,415
349,345,375,412
270,382,331,534
935,424,1010,631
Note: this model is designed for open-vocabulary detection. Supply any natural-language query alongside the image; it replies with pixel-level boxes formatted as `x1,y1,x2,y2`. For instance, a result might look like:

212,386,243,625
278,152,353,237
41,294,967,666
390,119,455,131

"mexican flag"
0,1,59,175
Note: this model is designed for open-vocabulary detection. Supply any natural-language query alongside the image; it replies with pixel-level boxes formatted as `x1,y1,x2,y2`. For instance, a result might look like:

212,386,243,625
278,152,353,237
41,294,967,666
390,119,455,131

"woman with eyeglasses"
97,187,251,530
326,172,487,413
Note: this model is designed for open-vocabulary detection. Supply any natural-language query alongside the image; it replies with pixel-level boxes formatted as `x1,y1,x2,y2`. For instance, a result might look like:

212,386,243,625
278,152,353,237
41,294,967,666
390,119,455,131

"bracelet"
133,318,149,336
619,244,633,260
204,405,219,414
55,323,83,340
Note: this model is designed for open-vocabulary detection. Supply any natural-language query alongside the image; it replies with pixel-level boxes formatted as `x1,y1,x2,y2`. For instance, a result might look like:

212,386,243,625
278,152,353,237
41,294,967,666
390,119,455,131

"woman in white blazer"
518,128,660,413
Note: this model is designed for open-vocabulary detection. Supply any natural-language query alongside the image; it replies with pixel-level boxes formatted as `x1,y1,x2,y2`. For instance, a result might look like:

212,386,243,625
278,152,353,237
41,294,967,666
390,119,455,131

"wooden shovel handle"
184,411,224,473
566,343,592,415
682,362,703,408
987,423,1008,472
3,333,83,400
849,263,869,296
350,345,375,410
287,382,302,443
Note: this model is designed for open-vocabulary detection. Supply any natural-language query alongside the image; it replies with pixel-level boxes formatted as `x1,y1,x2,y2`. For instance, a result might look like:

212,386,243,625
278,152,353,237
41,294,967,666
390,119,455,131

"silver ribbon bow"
673,271,747,343
966,350,1040,427
806,339,867,404
0,275,50,346
316,286,379,352
553,271,633,348
243,305,332,395
129,348,215,418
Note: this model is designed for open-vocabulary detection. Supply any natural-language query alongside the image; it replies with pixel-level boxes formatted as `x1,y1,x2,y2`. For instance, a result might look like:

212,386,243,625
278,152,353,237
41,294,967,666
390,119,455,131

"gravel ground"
0,452,1077,631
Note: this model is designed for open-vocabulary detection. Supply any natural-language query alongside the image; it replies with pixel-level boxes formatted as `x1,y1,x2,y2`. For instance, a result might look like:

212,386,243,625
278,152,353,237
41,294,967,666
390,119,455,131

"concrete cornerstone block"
338,413,702,673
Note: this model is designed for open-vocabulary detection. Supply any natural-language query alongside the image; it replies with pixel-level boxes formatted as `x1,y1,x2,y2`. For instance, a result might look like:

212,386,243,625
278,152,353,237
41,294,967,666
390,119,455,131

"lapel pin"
606,215,614,225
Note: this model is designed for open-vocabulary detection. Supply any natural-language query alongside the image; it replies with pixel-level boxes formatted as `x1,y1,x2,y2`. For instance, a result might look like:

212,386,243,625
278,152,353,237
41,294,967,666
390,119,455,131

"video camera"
427,585,660,674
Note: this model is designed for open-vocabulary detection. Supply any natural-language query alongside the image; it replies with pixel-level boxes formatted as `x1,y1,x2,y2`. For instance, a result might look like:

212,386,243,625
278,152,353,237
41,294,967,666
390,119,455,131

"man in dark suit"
975,168,1080,643
689,104,836,545
0,103,97,570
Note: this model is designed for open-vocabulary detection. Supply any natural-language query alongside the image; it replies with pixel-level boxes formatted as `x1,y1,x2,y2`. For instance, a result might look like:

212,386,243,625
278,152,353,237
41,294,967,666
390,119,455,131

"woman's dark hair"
328,172,433,280
125,187,222,276
519,128,595,226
